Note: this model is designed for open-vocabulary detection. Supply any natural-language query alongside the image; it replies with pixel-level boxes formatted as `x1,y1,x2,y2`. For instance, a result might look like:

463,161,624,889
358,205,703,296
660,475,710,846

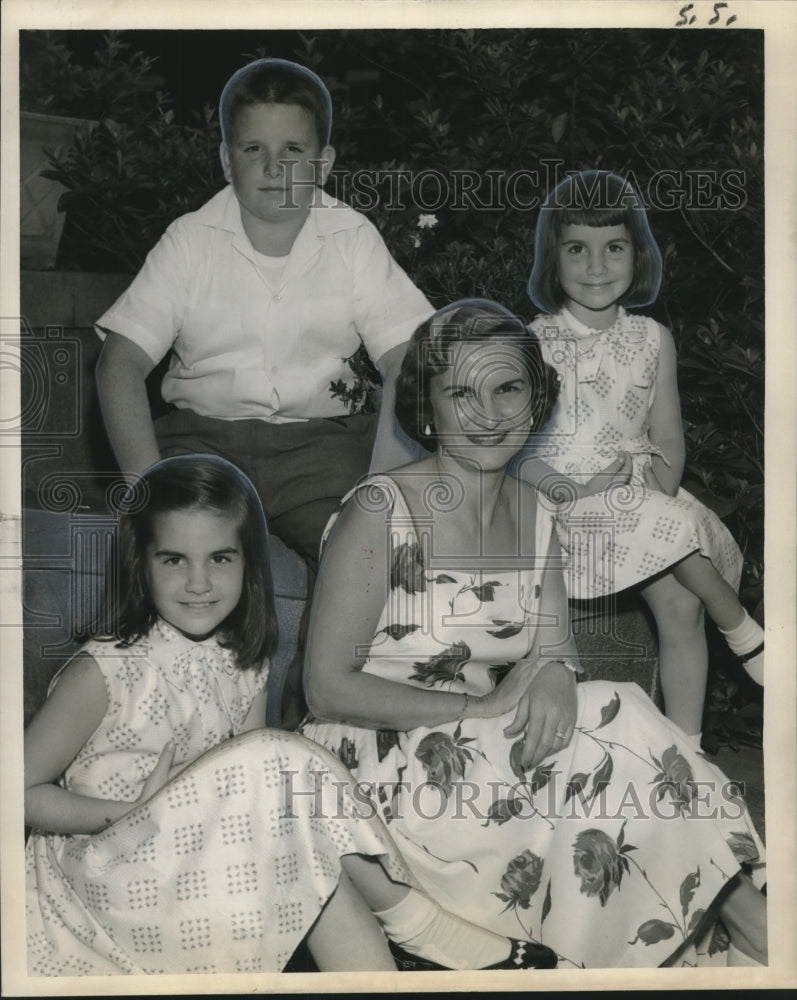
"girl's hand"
643,461,679,497
643,463,665,493
582,451,633,498
469,660,540,719
136,741,176,806
502,660,578,770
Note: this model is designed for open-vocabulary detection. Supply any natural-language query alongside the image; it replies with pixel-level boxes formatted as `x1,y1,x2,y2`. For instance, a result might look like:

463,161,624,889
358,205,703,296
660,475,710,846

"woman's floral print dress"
301,477,765,968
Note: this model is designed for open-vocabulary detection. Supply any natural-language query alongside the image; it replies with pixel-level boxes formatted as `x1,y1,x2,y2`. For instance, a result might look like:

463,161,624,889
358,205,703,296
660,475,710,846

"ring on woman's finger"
555,730,567,741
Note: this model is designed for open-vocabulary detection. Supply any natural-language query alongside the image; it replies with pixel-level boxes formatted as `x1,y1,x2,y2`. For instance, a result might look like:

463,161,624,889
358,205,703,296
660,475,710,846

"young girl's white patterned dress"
300,477,765,968
512,308,743,599
26,618,413,976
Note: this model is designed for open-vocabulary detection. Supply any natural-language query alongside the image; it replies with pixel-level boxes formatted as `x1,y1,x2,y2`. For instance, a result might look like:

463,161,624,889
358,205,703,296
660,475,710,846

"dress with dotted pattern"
512,308,743,599
26,619,412,977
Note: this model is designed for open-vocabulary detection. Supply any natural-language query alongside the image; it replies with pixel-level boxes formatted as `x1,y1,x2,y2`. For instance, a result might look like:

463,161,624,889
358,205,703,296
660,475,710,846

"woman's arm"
304,488,533,730
25,653,174,834
646,324,685,496
502,518,580,769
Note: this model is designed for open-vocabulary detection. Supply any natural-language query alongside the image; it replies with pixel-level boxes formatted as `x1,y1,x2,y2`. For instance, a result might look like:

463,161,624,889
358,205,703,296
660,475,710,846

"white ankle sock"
374,888,510,970
720,611,764,685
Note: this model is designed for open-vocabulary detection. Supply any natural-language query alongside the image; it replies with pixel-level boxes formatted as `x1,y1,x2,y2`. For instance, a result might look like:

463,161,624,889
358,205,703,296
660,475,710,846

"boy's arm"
347,217,433,473
95,332,161,480
368,342,429,473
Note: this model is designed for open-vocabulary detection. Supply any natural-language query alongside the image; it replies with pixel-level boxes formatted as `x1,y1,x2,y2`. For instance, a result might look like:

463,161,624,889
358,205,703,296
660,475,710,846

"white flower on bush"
417,214,438,230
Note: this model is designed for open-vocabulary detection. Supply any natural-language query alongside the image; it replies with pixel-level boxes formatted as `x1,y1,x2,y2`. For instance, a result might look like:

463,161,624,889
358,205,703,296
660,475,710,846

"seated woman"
300,299,767,969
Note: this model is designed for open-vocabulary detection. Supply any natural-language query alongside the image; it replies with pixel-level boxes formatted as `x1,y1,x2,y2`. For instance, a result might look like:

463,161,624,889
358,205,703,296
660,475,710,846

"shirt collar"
150,617,235,673
195,184,362,239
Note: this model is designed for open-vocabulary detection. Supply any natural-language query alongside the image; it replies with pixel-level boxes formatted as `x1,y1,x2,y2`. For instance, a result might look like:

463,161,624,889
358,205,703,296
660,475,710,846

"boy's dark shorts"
155,408,377,570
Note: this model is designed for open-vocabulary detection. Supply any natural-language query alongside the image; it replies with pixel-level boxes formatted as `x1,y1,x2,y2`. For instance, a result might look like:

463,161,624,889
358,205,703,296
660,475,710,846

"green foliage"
22,31,223,272
30,28,764,614
20,31,165,122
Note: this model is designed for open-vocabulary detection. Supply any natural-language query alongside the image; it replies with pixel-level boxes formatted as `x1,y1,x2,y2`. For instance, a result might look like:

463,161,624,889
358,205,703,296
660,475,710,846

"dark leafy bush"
30,28,765,635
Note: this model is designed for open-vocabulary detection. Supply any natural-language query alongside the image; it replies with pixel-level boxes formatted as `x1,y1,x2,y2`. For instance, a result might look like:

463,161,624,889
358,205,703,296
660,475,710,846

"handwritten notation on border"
675,3,739,28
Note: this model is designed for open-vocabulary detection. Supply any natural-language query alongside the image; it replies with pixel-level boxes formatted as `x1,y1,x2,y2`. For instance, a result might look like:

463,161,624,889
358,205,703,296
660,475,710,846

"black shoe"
483,937,558,969
389,937,558,971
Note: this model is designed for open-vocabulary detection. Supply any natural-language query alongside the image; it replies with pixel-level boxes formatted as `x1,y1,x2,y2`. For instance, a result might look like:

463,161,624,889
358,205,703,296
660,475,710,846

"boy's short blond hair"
219,58,333,147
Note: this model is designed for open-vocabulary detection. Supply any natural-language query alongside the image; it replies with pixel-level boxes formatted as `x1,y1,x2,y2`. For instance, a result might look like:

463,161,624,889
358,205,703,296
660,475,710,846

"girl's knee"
642,579,704,630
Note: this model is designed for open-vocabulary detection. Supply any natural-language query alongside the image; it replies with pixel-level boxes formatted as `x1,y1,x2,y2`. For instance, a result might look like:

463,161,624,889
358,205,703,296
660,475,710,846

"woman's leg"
717,874,768,965
305,867,396,971
340,855,556,969
640,573,708,736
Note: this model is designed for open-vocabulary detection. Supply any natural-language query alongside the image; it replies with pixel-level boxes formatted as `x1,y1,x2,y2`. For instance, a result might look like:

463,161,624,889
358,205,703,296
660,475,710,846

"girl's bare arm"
515,453,633,501
240,688,268,732
25,653,173,834
646,324,686,495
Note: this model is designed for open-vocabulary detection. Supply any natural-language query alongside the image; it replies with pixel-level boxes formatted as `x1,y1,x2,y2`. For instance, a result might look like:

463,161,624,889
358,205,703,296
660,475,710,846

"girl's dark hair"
395,298,560,450
91,454,277,671
528,170,662,314
219,57,333,147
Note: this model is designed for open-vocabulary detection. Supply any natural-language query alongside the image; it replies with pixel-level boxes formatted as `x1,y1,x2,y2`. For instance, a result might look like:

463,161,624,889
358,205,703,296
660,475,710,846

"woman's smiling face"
428,339,534,468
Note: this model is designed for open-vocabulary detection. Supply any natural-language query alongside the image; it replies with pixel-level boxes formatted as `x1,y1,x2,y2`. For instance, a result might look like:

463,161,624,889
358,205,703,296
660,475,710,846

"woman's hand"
136,741,176,806
581,451,633,498
469,660,540,719
502,660,578,770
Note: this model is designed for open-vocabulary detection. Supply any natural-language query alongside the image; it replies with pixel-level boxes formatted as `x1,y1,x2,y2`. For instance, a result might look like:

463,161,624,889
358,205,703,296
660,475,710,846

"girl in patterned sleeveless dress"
514,170,764,741
301,299,767,969
24,454,557,977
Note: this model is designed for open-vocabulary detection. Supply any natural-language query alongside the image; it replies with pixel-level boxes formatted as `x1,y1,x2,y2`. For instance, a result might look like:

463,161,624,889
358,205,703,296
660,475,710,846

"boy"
95,58,432,726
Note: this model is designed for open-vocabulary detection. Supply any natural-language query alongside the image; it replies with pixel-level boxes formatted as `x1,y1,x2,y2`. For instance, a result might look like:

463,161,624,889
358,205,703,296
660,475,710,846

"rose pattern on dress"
409,642,471,687
651,745,696,813
336,736,359,771
390,540,426,594
414,721,483,797
572,827,630,906
299,479,765,968
494,849,544,911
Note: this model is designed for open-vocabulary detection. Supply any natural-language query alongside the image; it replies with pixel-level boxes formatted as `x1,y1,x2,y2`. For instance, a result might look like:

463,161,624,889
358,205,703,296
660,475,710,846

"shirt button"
274,293,282,302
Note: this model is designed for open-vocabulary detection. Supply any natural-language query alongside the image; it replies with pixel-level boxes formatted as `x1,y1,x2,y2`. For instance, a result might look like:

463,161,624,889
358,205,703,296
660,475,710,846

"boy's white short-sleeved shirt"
95,186,433,422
